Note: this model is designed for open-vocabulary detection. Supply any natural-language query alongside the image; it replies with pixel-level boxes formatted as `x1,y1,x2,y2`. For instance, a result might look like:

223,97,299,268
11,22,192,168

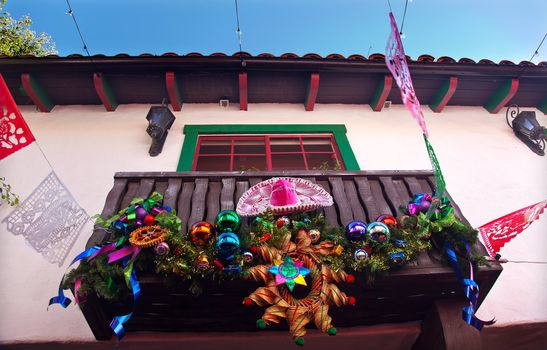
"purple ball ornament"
345,221,368,242
154,242,170,256
418,200,431,212
135,207,148,220
407,203,420,216
366,222,391,243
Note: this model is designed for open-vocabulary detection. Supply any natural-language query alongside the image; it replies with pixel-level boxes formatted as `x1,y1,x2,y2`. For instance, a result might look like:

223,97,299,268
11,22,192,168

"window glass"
270,137,301,153
194,134,344,171
195,156,230,171
199,139,231,155
233,139,265,154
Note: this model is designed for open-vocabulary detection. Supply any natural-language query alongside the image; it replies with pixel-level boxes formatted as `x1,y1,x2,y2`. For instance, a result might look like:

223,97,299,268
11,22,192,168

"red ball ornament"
243,297,253,307
213,259,224,270
376,214,398,227
143,215,155,226
349,296,356,306
346,274,355,283
259,233,272,242
250,245,258,254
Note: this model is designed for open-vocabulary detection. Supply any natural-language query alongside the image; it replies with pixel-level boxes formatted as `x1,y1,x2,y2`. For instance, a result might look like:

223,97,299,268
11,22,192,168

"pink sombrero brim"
236,177,333,217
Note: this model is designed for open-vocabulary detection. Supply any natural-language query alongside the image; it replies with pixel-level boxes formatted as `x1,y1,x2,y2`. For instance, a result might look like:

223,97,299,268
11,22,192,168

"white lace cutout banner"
2,172,89,266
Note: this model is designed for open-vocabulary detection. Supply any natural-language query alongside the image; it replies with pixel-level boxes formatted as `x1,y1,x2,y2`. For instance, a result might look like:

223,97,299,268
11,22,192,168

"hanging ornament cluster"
186,210,242,272
109,193,173,237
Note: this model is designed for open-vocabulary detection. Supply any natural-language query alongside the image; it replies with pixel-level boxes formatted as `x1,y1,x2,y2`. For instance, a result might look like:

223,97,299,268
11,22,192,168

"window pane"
199,139,231,155
306,153,341,170
270,137,301,153
233,155,267,171
271,154,306,170
233,139,265,154
195,156,230,171
302,137,334,152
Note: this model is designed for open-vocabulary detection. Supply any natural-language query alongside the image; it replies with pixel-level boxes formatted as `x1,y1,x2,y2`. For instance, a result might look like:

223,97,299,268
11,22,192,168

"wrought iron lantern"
506,105,546,156
145,105,176,157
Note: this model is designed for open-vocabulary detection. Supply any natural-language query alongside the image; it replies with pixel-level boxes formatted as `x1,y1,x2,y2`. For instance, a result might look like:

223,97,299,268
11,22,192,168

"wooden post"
304,73,320,111
412,299,482,350
165,71,183,111
370,75,393,111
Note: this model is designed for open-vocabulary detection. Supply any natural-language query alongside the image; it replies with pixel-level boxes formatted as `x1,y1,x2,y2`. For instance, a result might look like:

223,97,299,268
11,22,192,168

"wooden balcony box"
79,171,502,349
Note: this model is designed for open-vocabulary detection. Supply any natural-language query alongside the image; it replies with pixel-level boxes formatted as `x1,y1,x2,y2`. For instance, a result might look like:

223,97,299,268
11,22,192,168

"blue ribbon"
48,246,101,309
445,240,495,331
110,259,141,340
389,251,406,262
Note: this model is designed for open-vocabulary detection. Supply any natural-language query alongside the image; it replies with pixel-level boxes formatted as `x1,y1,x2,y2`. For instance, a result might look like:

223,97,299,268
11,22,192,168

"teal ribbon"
110,260,140,340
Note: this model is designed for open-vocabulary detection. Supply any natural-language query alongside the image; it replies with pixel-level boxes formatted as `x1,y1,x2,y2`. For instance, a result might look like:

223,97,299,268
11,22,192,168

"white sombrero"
236,177,333,217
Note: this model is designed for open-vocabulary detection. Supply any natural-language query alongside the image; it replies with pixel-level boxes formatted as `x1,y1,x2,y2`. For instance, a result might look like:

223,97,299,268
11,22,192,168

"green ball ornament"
256,319,267,329
215,210,240,233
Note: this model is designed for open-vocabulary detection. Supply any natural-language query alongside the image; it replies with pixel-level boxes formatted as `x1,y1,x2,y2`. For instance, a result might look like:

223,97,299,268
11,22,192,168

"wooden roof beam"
21,73,54,112
93,72,118,112
429,76,458,113
370,74,393,112
484,78,519,114
304,73,320,111
239,72,248,111
165,71,183,111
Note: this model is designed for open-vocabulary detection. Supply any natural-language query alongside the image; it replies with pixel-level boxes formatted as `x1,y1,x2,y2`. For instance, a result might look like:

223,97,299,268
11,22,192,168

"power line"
65,0,91,58
234,0,243,54
528,32,547,62
399,0,409,35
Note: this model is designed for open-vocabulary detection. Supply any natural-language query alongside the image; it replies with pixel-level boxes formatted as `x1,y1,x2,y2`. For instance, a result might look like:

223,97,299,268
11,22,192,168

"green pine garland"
63,191,483,303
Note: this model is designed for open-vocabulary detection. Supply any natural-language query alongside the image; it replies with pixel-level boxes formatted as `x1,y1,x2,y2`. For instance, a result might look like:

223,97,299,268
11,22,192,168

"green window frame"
177,124,360,171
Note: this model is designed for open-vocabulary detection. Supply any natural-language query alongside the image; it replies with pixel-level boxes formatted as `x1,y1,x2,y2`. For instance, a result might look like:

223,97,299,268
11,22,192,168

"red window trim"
192,134,345,171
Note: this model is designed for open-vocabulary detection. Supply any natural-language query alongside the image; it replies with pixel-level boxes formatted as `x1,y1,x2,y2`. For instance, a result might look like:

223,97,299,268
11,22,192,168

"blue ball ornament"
345,221,368,242
216,232,241,261
354,249,369,261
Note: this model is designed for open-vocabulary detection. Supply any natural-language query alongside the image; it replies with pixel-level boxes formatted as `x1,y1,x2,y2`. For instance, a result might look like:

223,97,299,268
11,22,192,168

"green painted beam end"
538,97,547,115
429,77,458,113
485,78,519,114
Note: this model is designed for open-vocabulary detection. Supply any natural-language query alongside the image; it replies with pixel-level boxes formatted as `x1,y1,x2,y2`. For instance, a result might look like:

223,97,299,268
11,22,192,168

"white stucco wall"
0,103,546,342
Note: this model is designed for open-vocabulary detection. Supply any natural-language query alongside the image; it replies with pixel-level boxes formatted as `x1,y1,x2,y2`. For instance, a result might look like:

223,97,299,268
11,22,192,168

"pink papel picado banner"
385,12,429,137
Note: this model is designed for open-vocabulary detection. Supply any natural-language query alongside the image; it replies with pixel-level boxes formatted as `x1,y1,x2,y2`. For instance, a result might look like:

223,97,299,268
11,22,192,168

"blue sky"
4,0,547,63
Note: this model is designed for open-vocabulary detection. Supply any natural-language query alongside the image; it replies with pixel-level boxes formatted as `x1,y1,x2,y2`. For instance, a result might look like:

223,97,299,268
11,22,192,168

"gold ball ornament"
189,221,214,247
196,254,210,269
